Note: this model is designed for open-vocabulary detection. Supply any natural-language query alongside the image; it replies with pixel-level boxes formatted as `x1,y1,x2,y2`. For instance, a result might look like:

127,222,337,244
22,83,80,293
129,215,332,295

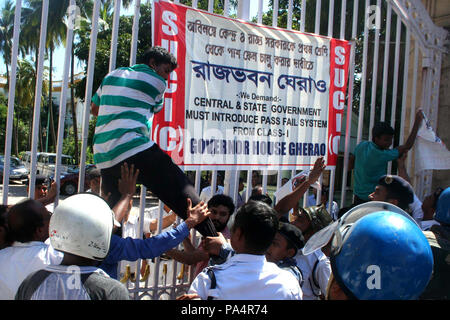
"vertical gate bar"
417,67,431,198
211,170,218,199
2,0,22,205
407,41,419,173
328,167,336,210
399,28,411,145
315,0,321,34
237,0,250,20
258,0,264,24
287,0,293,30
109,0,121,72
151,200,165,300
351,0,359,39
340,41,356,208
208,0,214,12
129,0,144,298
328,0,335,37
339,0,357,208
300,0,306,32
429,51,443,195
272,0,279,27
340,0,347,40
246,170,252,201
316,175,323,205
29,0,49,200
233,169,240,207
380,3,392,121
356,0,370,145
54,0,76,207
387,16,402,174
368,0,381,141
79,0,101,193
224,0,230,17
133,184,147,299
326,0,336,208
262,170,268,195
130,0,141,66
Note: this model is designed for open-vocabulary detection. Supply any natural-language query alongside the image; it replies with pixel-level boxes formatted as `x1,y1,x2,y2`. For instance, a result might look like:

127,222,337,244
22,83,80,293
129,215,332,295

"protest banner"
152,0,351,170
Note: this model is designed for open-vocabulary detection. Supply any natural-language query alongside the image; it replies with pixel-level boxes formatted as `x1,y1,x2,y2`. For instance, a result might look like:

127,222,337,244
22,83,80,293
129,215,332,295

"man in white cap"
15,194,130,300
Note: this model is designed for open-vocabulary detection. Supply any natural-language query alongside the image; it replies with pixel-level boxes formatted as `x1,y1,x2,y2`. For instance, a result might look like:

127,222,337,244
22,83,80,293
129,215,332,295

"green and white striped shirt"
92,64,166,169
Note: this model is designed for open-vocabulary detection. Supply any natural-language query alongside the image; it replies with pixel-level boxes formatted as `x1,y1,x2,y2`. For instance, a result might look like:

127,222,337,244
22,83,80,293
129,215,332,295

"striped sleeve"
91,83,103,106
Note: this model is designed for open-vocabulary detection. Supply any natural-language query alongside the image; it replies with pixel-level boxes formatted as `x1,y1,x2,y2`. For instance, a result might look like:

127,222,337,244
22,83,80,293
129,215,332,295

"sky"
0,0,269,81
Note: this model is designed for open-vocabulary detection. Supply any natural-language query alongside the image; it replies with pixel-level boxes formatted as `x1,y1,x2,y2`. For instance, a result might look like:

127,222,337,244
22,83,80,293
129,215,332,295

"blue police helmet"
434,187,450,225
331,211,433,300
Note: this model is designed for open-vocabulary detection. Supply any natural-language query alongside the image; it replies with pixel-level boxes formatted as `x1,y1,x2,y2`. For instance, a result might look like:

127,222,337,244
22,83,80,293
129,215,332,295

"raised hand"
118,162,139,197
202,232,227,256
185,198,211,229
308,156,326,185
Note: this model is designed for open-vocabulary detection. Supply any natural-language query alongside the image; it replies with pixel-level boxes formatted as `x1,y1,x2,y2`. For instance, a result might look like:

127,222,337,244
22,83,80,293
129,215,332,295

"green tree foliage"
73,3,152,100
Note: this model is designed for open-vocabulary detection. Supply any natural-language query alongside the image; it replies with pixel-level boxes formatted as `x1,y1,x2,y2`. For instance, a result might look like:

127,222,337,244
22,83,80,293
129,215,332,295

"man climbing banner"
152,0,351,170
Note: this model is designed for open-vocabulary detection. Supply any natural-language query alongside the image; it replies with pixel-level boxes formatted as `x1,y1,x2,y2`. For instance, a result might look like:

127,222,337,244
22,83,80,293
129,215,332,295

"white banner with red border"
152,0,351,170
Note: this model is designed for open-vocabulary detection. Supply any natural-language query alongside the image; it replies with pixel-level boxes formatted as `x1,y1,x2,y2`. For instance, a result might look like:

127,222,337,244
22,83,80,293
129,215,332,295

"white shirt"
421,219,440,231
199,185,224,203
0,241,64,300
20,265,110,300
189,253,303,300
295,249,331,300
410,194,424,225
119,206,174,276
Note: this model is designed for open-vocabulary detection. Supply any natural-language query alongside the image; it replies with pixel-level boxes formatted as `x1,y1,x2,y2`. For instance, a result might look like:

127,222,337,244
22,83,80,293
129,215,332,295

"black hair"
432,187,444,209
208,194,235,216
7,199,46,243
248,193,273,206
372,122,395,140
232,200,278,254
88,168,101,180
140,46,177,70
251,185,263,196
0,205,8,229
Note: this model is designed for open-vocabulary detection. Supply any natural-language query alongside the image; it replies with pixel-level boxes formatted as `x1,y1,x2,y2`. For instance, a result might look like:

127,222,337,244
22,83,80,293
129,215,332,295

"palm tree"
0,0,22,91
15,59,49,155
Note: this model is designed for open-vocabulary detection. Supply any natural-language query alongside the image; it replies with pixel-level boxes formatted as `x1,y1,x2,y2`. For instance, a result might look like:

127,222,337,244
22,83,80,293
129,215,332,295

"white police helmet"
49,193,114,261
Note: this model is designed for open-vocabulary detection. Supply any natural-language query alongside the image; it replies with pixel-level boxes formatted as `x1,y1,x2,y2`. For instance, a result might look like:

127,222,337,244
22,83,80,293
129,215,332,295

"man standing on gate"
90,46,216,237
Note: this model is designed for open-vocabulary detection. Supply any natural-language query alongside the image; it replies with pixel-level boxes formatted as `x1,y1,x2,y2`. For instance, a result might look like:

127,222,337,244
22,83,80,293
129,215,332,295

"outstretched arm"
397,109,424,155
396,153,411,184
274,157,326,218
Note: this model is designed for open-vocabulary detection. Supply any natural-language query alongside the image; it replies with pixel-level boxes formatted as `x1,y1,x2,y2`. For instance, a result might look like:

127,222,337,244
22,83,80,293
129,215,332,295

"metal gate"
1,0,447,299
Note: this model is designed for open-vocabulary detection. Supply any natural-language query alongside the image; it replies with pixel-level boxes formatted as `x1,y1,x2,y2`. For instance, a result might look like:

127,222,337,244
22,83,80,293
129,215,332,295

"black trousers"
100,144,217,237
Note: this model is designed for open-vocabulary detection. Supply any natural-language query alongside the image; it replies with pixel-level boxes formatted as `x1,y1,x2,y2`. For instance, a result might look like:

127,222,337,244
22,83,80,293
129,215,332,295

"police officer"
291,205,333,300
266,222,305,287
420,187,450,299
368,174,415,211
303,202,434,300
184,201,303,300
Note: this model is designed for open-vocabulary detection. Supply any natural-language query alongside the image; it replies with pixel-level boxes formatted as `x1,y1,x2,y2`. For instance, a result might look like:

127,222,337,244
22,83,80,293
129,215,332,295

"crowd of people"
0,46,448,300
